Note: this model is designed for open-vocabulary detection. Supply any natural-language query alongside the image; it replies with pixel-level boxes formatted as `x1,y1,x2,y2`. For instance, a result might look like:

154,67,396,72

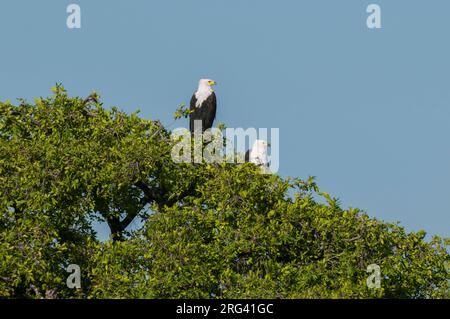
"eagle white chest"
195,87,213,108
249,147,269,166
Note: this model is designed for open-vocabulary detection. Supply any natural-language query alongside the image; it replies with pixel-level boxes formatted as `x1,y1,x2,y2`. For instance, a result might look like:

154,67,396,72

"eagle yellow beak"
208,80,217,86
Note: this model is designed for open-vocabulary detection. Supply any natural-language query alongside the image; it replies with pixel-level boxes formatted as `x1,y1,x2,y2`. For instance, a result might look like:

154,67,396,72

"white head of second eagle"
190,79,217,133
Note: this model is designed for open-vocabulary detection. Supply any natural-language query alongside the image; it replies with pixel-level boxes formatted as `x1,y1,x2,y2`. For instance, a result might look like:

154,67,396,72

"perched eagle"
190,79,217,134
245,140,271,167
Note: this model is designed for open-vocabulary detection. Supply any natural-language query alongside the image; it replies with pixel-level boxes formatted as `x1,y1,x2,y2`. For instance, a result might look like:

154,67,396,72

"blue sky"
1,0,449,240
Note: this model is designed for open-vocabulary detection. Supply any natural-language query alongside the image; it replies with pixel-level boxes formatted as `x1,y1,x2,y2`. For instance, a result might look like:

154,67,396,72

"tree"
0,86,448,298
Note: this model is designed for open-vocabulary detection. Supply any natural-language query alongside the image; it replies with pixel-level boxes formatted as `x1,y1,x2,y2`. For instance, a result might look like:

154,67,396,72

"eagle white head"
195,79,217,107
198,79,217,89
249,139,271,166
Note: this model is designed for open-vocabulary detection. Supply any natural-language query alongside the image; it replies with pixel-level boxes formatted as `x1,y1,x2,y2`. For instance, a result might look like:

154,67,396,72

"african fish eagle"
245,140,271,167
190,79,217,133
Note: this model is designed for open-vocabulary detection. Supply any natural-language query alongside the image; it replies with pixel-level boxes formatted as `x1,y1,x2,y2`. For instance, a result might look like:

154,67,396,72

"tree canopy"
0,86,448,298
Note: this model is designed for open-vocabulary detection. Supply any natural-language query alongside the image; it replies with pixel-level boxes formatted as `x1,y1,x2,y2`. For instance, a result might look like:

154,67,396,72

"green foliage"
0,87,448,298
173,103,191,120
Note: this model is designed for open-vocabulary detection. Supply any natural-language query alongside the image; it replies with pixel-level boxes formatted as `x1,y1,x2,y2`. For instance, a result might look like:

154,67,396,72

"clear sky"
1,0,449,240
